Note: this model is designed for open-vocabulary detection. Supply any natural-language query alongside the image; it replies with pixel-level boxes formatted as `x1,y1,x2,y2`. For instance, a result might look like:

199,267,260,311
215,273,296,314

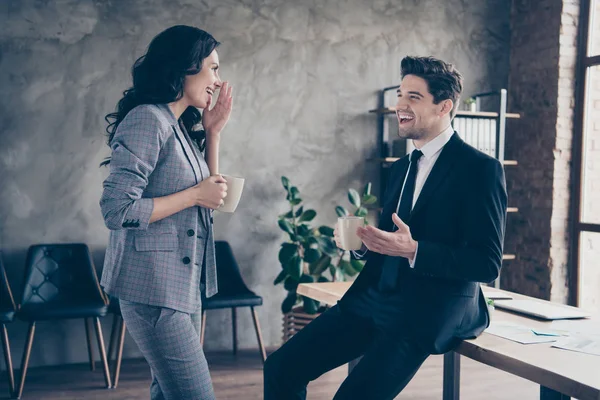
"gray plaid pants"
120,299,215,399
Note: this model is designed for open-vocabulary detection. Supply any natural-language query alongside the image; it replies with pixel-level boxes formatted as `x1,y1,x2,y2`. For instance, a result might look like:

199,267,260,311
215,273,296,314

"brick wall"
504,0,579,303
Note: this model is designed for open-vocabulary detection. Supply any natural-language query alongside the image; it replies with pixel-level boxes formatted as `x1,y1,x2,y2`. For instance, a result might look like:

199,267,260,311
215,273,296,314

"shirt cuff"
408,242,418,268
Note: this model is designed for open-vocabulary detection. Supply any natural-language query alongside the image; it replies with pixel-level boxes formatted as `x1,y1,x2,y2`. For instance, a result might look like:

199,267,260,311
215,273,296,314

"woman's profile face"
183,49,222,109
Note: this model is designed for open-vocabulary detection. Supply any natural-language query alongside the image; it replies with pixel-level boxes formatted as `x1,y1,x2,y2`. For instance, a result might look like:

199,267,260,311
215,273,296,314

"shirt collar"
413,125,454,160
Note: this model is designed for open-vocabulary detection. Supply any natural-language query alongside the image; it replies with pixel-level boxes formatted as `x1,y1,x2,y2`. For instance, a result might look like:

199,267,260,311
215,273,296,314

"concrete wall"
0,0,511,368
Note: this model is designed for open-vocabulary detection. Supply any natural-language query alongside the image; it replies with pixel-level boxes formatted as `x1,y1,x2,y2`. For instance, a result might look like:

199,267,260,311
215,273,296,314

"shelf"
374,157,518,167
503,254,516,260
369,107,521,119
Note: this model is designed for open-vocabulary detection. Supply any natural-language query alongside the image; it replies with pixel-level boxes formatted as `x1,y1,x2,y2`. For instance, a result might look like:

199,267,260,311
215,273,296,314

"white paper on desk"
550,320,600,337
552,336,600,357
485,322,559,344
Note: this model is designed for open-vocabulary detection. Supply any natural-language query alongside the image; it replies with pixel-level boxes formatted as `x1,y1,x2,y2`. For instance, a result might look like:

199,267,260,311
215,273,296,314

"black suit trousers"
264,303,429,400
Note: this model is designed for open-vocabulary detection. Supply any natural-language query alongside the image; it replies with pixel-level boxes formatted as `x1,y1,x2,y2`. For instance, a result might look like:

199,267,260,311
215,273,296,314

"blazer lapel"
409,133,462,220
379,158,409,232
171,125,209,230
172,125,202,184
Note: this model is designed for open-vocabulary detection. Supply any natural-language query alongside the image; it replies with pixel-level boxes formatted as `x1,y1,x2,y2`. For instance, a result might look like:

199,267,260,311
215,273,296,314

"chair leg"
16,322,35,400
84,318,95,371
1,323,15,396
107,314,120,363
250,307,267,364
113,318,126,389
200,310,207,347
93,317,112,389
232,308,237,356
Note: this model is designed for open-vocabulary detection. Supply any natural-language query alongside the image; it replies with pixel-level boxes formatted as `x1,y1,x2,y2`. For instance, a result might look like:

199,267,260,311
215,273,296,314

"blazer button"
182,257,191,265
187,229,195,237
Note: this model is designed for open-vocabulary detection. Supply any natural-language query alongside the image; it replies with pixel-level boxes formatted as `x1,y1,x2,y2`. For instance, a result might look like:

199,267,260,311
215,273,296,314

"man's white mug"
218,175,245,213
337,216,365,251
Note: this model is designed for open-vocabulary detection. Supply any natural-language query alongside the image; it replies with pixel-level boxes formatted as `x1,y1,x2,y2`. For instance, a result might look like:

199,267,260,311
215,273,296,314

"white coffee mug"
337,216,365,251
218,175,245,213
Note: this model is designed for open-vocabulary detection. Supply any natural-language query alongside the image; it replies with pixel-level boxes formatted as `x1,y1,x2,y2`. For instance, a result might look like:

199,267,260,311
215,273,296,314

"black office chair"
0,253,17,398
200,241,266,363
16,244,111,399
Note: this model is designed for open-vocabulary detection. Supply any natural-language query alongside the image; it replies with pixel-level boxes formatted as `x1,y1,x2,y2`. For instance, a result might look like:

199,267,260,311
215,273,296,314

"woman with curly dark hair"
99,25,232,399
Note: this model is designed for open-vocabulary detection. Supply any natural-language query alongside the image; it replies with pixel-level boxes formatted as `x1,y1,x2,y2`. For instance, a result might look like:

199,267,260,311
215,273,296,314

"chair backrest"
214,241,252,295
0,252,17,314
20,244,107,307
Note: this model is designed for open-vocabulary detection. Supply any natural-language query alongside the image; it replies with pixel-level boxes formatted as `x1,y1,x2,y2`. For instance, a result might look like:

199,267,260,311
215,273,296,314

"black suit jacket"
341,133,507,354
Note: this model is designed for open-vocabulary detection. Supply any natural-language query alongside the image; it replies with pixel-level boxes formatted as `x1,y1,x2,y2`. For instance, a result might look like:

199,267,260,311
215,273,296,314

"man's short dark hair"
400,56,463,117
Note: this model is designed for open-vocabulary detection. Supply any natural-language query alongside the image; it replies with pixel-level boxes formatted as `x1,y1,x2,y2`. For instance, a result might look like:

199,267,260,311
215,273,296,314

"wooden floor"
0,349,539,399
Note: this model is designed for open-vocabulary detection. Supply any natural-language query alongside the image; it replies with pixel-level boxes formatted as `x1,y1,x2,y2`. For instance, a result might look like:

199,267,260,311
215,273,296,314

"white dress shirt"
402,125,454,266
353,125,455,266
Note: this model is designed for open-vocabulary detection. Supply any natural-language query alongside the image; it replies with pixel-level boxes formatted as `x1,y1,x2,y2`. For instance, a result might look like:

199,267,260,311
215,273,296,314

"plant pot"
282,306,322,343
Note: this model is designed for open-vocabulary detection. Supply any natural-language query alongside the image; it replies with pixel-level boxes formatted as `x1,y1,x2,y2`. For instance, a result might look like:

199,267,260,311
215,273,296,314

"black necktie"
378,150,423,291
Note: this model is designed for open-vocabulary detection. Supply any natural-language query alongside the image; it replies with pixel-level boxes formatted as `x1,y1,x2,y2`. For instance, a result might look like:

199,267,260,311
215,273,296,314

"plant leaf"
284,277,298,291
294,206,304,218
281,293,297,313
329,265,336,278
318,226,334,237
362,194,377,205
309,255,331,275
299,274,315,284
281,176,290,190
306,236,318,246
350,259,365,273
290,186,300,199
290,198,302,206
348,188,361,207
355,207,368,217
273,270,287,285
302,297,318,314
316,236,338,256
363,182,372,196
303,248,321,263
288,255,302,280
278,243,298,265
280,210,294,219
299,209,316,222
278,219,294,235
296,224,311,237
335,206,349,217
340,260,358,276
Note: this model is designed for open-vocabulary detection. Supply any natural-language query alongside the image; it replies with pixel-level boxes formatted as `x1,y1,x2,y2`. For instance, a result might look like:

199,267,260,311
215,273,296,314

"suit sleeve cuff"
408,242,418,268
123,198,154,230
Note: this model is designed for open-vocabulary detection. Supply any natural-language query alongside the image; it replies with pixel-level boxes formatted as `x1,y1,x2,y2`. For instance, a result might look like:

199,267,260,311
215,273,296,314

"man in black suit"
264,56,507,400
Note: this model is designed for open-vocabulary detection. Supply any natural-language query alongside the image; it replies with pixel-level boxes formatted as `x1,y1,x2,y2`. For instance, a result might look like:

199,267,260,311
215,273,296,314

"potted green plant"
464,97,477,112
275,177,378,312
275,177,377,341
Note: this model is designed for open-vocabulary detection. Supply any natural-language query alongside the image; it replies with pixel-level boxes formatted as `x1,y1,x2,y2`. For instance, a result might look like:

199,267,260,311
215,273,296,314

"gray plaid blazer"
100,103,218,314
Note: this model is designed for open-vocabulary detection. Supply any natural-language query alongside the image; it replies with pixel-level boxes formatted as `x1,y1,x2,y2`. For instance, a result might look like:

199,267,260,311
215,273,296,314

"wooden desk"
297,282,600,400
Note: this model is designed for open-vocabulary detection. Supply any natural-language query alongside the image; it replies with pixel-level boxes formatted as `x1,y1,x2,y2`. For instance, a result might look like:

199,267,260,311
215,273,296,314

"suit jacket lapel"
379,158,409,232
171,125,209,230
409,133,462,220
172,125,202,184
